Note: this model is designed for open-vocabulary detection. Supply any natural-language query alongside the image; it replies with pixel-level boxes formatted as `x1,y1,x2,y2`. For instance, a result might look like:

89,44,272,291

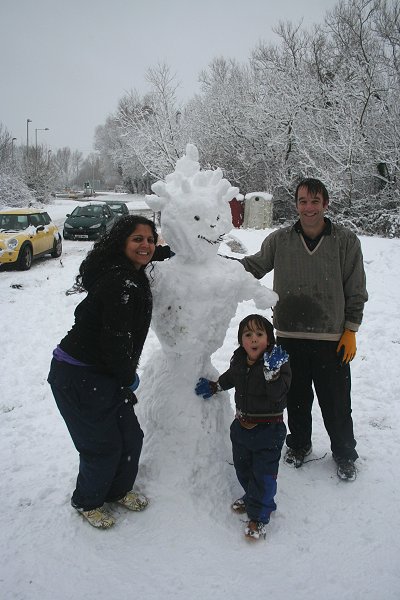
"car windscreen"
71,206,103,217
110,203,128,213
0,214,29,231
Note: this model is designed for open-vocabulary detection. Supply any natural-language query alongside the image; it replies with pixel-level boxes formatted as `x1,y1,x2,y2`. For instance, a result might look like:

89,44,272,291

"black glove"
118,386,138,405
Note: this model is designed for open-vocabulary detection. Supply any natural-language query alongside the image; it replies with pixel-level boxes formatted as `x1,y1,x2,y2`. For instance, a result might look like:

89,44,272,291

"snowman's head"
146,144,238,260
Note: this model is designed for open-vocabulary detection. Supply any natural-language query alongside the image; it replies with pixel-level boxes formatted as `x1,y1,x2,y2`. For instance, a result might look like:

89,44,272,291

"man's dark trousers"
277,338,358,460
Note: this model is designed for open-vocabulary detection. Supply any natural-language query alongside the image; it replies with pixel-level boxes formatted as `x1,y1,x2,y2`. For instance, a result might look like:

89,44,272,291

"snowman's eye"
216,215,220,221
194,215,200,221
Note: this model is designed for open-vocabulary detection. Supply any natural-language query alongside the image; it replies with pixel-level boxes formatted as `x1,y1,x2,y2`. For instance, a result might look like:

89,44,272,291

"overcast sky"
1,0,338,157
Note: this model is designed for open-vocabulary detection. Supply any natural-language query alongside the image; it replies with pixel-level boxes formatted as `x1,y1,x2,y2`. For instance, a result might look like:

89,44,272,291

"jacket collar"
293,217,331,251
293,217,332,237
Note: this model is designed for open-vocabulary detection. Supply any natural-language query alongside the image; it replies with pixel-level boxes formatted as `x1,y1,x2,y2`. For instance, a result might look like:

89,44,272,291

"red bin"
229,198,245,228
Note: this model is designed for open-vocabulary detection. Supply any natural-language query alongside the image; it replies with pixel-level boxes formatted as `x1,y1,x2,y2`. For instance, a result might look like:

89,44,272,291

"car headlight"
89,223,101,229
64,223,73,229
7,238,19,250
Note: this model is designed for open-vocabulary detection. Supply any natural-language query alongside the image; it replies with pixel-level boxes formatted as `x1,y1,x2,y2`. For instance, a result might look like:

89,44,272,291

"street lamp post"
11,137,17,161
26,118,32,159
35,127,49,154
35,128,50,173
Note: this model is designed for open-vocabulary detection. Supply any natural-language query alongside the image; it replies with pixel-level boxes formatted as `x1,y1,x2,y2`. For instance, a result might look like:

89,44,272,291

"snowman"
138,144,277,508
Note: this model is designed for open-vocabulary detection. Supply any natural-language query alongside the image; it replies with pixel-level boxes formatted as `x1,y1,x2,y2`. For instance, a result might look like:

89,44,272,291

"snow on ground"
0,194,399,600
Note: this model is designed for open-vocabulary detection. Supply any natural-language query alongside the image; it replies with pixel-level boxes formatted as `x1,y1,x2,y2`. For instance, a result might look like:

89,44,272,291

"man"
241,178,368,481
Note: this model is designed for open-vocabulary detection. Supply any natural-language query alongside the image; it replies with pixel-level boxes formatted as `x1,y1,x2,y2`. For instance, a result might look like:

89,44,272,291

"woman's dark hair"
75,215,158,292
295,178,329,205
237,314,275,352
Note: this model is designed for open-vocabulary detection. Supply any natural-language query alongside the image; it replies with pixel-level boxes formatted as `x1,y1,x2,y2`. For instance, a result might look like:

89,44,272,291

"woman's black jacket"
60,258,152,387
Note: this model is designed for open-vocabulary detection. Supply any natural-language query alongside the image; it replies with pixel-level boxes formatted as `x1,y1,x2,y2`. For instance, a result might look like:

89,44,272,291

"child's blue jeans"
230,418,286,523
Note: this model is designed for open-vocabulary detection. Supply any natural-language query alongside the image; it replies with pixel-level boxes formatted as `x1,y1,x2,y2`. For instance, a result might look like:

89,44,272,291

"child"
195,314,291,541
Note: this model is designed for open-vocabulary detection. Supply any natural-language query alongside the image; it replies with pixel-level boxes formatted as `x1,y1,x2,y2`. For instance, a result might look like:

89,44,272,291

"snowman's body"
149,255,274,359
138,145,277,504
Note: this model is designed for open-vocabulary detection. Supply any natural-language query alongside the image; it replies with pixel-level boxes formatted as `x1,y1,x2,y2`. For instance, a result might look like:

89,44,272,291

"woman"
48,215,158,529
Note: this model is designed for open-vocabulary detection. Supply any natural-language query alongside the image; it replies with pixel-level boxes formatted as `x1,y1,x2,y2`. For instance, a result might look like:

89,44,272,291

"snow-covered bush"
0,169,36,208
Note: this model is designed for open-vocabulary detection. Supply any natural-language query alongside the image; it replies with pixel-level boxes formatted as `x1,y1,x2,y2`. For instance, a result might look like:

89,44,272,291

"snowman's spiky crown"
148,143,238,209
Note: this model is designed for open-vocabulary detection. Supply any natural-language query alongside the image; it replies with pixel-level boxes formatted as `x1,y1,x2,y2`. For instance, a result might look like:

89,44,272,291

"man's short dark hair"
295,178,329,205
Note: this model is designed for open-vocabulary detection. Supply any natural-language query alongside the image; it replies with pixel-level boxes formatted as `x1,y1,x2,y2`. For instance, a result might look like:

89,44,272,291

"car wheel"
51,236,62,258
17,243,33,270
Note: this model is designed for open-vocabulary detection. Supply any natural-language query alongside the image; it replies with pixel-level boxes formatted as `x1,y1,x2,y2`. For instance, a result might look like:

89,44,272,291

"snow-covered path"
0,196,399,600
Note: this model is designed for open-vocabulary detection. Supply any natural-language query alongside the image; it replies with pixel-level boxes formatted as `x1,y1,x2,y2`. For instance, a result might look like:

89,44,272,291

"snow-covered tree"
0,168,36,209
0,123,36,207
115,63,186,180
52,147,74,189
92,0,400,236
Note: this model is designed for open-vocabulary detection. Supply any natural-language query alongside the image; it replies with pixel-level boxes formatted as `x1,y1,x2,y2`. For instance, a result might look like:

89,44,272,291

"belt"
236,413,284,425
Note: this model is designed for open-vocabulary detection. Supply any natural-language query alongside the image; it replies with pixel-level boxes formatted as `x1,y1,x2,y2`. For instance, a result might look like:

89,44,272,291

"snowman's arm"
218,255,278,309
232,266,278,309
246,274,278,310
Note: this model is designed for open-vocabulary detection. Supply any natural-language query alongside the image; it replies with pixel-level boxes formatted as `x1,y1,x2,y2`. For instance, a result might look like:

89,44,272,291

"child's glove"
129,373,140,392
263,345,289,382
336,329,356,364
195,377,220,400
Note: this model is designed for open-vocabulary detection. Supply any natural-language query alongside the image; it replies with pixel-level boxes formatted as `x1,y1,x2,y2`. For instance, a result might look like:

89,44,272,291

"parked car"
103,200,129,218
114,185,127,193
0,208,62,271
63,203,117,240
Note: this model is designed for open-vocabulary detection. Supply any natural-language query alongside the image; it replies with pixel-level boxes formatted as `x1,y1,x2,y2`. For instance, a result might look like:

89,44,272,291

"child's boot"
231,496,247,514
244,520,267,540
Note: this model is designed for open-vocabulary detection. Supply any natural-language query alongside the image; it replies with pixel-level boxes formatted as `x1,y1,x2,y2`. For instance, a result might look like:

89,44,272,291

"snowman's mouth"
198,234,224,245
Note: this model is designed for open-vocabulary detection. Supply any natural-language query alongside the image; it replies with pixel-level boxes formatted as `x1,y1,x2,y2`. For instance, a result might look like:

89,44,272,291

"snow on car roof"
0,208,48,215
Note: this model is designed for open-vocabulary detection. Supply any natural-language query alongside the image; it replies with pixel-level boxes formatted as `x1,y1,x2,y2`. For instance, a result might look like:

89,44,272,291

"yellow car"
0,208,62,270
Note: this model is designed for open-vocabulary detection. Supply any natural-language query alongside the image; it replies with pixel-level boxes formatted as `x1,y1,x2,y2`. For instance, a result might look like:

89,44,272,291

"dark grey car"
63,204,117,240
104,201,129,219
